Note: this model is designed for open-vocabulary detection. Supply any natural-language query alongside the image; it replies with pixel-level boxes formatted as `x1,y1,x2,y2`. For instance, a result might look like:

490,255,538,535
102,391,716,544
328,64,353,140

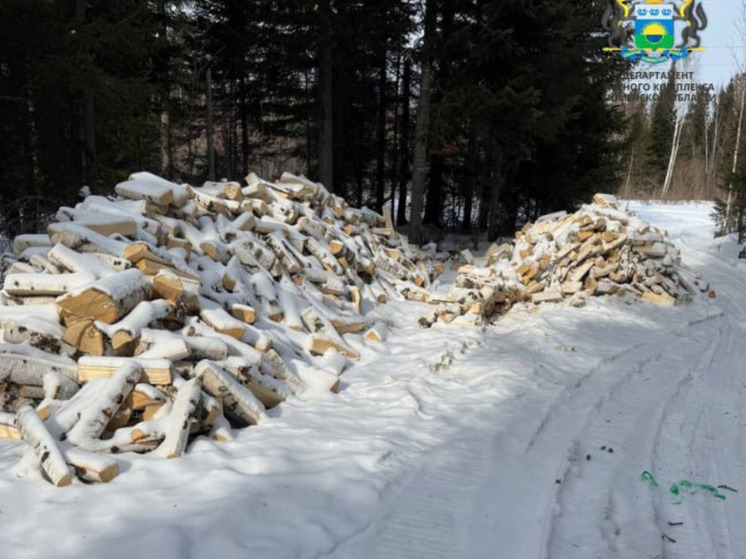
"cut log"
240,323,274,353
15,405,73,487
6,262,37,275
531,290,563,304
199,298,247,340
101,299,173,350
3,317,72,356
48,215,138,239
0,423,21,440
140,328,228,362
3,272,94,297
307,334,360,360
641,291,676,307
364,321,389,342
115,179,174,207
0,354,78,395
129,171,191,207
136,337,190,361
61,444,120,483
13,234,53,256
105,405,132,432
48,243,130,277
152,270,199,303
28,254,61,274
201,180,244,201
221,356,289,408
231,303,257,324
66,362,141,449
196,360,267,426
50,223,148,262
57,268,152,324
154,377,202,459
77,357,172,385
209,415,234,442
62,319,107,356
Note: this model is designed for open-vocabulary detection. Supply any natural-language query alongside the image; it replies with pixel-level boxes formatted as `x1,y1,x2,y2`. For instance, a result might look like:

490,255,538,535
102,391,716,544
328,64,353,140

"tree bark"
486,144,503,241
74,0,96,186
726,77,745,232
662,114,684,196
423,0,454,228
389,55,402,212
397,60,412,226
318,0,334,189
240,74,250,177
461,131,477,232
409,0,436,245
424,154,443,225
160,110,172,180
375,50,387,213
206,67,216,181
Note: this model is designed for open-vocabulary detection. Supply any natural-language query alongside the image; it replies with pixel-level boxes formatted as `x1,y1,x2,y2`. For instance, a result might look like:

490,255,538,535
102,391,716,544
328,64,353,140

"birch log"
57,268,152,324
154,377,201,459
16,406,73,487
196,360,267,426
66,362,141,449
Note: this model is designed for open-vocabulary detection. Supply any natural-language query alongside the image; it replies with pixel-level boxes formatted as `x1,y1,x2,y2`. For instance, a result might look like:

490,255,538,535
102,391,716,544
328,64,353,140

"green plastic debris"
642,472,728,504
678,480,695,493
641,470,659,487
698,483,727,501
669,483,682,505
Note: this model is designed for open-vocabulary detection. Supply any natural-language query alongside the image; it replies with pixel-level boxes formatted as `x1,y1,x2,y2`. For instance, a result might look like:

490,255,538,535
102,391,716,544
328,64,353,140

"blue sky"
683,0,740,87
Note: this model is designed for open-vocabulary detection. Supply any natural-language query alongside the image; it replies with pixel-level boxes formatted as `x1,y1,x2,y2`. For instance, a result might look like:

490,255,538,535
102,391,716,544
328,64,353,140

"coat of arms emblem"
602,0,707,64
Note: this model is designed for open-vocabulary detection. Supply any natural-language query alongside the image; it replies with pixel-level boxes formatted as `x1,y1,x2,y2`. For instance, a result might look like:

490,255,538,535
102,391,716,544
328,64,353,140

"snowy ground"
1,202,744,559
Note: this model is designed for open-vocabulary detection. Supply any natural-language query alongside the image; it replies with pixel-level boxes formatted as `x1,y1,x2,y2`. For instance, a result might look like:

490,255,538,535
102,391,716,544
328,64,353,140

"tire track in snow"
652,316,746,559
325,410,498,559
524,340,652,452
650,319,727,559
541,324,721,559
323,331,495,559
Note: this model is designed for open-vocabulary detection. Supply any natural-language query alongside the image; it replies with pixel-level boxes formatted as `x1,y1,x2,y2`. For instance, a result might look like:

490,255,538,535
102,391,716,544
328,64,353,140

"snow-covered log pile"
426,194,710,326
0,171,442,486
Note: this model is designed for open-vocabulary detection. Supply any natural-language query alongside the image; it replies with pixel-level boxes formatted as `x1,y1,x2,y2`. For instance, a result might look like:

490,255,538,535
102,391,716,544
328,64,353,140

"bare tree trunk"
461,131,476,233
486,144,503,241
662,115,684,196
708,97,720,187
75,0,96,186
726,77,746,232
160,110,171,178
226,85,234,179
240,75,249,177
304,69,313,174
389,55,401,212
409,0,436,245
397,60,411,226
318,0,334,189
423,0,454,228
424,155,443,226
375,50,387,213
624,148,635,195
206,67,216,181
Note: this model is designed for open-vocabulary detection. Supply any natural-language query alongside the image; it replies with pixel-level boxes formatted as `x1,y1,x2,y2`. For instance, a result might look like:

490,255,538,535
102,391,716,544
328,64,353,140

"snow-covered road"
2,202,744,559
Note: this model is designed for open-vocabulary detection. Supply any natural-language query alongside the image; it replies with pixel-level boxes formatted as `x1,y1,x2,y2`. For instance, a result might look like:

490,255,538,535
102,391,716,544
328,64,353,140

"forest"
1,0,742,244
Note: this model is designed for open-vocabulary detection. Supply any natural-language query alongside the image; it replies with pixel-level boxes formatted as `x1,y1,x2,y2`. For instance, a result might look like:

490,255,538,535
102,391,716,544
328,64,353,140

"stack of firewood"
0,171,442,486
426,194,710,326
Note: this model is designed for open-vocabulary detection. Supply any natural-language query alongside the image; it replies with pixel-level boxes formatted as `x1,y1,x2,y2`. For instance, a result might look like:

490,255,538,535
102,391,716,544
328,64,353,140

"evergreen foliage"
0,0,636,241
